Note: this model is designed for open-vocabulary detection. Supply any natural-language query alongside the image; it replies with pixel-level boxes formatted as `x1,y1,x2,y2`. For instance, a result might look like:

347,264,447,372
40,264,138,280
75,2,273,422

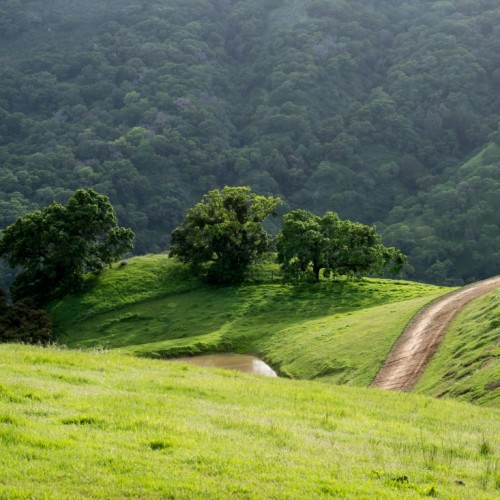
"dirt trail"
371,276,500,391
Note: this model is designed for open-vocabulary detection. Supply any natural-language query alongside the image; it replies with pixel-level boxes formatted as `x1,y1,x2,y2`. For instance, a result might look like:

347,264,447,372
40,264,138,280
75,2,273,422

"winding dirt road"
371,276,500,391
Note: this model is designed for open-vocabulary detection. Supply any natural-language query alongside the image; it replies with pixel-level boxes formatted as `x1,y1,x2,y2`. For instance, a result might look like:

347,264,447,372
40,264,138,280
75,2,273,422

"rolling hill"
50,254,452,387
2,255,499,496
48,254,499,408
0,342,498,498
2,1,500,496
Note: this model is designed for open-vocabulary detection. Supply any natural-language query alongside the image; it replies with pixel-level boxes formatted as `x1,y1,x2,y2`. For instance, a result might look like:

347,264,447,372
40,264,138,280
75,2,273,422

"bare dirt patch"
487,380,500,391
371,276,500,391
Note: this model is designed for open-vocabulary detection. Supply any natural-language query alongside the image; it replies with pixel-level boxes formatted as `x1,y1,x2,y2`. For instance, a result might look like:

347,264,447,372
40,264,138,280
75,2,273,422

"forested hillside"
1,0,500,284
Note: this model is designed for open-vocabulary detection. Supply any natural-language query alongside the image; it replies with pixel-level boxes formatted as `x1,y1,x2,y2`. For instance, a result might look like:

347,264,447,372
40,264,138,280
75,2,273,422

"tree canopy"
277,209,406,283
170,186,281,283
1,0,500,284
0,189,134,304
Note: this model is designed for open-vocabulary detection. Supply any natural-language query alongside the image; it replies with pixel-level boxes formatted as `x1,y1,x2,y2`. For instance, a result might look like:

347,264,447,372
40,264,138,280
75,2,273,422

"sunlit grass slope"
50,254,451,386
0,344,499,498
415,287,500,408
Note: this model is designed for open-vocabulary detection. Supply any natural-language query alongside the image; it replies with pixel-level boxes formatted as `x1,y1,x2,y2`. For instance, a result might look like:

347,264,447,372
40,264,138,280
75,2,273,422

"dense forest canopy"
1,0,500,285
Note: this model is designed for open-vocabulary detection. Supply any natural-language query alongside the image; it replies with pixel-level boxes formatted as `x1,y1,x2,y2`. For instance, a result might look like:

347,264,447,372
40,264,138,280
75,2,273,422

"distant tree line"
0,0,500,285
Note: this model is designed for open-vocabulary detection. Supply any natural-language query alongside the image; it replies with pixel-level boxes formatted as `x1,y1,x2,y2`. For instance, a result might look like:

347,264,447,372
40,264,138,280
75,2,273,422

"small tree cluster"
276,209,406,283
170,188,406,285
0,289,52,345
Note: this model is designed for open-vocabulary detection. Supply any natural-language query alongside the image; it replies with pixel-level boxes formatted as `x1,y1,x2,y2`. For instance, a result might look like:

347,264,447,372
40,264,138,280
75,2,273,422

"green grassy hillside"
50,254,452,387
0,343,499,498
415,287,500,407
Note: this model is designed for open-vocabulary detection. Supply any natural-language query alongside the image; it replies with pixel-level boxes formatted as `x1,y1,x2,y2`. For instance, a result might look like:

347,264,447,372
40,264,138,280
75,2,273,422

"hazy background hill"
1,0,500,285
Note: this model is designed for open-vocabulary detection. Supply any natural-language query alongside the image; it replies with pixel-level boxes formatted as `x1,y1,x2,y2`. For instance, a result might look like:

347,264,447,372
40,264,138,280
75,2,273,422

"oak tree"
277,209,406,283
0,189,134,304
170,186,281,283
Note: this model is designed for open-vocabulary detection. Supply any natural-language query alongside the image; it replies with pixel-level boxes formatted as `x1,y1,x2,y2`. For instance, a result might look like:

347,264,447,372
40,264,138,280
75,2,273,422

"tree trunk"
312,262,321,282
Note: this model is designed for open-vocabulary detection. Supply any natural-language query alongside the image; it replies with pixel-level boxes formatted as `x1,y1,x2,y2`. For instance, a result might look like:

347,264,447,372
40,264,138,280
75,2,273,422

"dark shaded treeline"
1,0,500,284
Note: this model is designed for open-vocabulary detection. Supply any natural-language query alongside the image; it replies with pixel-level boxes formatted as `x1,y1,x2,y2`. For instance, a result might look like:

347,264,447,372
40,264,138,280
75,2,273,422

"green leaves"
1,0,500,286
0,189,134,304
170,187,281,284
277,210,406,283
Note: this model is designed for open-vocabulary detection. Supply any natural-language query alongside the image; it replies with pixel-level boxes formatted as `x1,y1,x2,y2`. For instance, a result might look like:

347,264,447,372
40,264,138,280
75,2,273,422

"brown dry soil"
371,276,500,392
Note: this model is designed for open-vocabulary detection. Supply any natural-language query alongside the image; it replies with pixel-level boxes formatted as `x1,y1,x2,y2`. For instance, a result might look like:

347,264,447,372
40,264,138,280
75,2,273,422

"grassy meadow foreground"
50,255,452,387
0,343,499,498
